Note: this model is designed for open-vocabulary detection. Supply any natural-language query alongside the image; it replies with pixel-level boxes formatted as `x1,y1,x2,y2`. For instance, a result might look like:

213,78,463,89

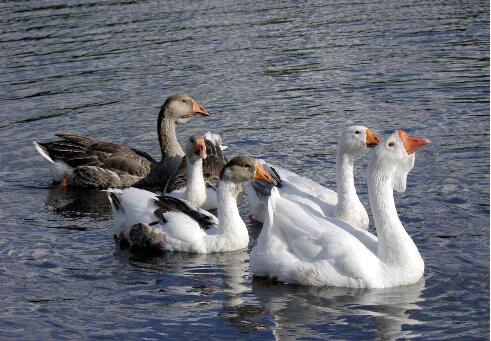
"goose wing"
154,195,218,229
251,188,378,285
35,133,154,187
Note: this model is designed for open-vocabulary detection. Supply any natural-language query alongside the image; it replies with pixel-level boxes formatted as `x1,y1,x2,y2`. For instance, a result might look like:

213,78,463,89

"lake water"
0,0,489,339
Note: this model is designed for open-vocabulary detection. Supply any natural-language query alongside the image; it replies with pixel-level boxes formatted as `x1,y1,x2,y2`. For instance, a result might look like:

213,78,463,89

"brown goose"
33,94,210,188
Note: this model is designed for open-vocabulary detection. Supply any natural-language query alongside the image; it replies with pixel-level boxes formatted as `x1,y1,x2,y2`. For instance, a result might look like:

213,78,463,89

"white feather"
107,181,248,253
33,141,74,182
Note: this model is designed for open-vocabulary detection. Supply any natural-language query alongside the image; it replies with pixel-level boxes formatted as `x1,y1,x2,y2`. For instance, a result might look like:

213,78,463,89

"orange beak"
397,130,431,155
196,138,207,159
366,128,381,148
255,163,274,183
192,100,209,116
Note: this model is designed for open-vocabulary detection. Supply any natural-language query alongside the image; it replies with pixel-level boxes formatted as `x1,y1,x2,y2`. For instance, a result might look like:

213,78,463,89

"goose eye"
355,130,360,134
182,99,187,103
388,141,395,147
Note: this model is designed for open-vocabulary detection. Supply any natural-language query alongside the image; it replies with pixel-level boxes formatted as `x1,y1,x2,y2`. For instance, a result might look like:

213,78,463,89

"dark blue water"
0,0,489,339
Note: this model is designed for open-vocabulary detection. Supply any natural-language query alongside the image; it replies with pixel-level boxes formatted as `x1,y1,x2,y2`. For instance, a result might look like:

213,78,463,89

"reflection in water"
252,278,425,340
113,245,425,338
43,186,112,221
114,248,270,332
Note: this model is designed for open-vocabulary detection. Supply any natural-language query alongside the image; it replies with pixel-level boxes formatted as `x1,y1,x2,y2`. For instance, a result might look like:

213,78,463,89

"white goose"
107,156,274,253
250,130,430,288
247,125,380,229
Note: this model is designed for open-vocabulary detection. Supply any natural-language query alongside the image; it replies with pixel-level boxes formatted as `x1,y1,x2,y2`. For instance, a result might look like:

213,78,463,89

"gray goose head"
185,135,208,162
156,94,210,160
220,156,275,184
160,94,209,124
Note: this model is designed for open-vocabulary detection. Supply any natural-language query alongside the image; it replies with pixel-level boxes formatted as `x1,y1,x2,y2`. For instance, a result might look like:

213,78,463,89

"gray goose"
33,94,212,188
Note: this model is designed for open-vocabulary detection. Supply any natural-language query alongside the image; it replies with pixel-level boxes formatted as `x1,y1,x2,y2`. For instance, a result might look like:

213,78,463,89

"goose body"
33,94,210,188
108,156,275,253
247,126,380,229
247,164,337,222
250,130,430,288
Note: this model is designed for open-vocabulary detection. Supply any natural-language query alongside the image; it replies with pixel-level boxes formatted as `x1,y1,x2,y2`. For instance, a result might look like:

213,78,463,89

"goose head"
220,156,275,184
340,125,381,157
162,94,209,124
185,135,207,162
371,130,431,192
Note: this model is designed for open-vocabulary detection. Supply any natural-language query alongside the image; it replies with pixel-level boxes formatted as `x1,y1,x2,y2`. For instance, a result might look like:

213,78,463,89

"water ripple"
0,0,488,339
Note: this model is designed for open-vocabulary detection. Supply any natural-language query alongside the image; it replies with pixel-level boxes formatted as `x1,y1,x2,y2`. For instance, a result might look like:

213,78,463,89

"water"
0,0,489,339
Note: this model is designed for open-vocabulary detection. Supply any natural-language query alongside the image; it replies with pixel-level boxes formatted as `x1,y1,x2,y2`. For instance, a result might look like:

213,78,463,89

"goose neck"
368,164,421,266
157,110,184,159
336,150,357,201
184,157,206,205
216,180,248,240
335,149,364,221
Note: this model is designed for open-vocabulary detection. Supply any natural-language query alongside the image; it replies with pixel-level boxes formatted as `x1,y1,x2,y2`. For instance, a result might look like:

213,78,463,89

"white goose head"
185,135,207,162
370,130,431,192
340,125,381,157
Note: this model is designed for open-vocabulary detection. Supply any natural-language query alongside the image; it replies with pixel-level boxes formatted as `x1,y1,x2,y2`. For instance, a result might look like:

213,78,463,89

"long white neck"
158,112,184,159
213,180,249,251
184,157,206,206
335,147,367,227
368,162,423,269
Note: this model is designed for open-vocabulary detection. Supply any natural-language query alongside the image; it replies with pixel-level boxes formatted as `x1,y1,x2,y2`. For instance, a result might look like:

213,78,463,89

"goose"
33,94,211,188
107,156,275,253
250,130,430,288
247,126,380,229
163,134,220,210
164,133,227,210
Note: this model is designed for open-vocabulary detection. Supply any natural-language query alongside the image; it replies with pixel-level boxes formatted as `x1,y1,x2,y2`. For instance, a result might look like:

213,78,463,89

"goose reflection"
43,186,112,221
252,278,425,340
113,247,269,332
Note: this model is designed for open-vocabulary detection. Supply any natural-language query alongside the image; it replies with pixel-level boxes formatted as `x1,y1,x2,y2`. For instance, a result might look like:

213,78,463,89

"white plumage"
247,126,380,230
107,156,275,254
33,141,74,182
250,131,430,288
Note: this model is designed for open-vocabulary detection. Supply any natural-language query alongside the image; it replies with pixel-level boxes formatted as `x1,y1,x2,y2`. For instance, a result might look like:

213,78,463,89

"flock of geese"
33,94,431,289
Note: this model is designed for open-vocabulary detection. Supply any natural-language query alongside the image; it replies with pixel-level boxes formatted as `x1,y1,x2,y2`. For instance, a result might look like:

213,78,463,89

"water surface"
0,0,489,339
